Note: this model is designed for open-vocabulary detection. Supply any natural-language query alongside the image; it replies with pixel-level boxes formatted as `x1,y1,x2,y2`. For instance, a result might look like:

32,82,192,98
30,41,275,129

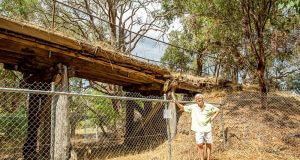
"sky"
132,38,167,62
131,18,182,62
119,1,183,62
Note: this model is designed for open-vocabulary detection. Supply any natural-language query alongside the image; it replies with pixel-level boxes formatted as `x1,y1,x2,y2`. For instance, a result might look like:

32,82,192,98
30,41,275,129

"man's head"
195,93,204,107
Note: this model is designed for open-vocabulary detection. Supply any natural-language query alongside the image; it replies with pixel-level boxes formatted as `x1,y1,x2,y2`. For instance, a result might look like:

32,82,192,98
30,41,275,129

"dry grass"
170,73,224,86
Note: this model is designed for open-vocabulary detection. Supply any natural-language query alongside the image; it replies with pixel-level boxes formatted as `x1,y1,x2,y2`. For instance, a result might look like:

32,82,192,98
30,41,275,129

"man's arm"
211,108,220,121
173,100,185,111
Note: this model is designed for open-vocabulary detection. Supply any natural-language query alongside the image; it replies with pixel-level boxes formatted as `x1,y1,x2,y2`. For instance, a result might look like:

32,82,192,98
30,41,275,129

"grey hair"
194,93,204,99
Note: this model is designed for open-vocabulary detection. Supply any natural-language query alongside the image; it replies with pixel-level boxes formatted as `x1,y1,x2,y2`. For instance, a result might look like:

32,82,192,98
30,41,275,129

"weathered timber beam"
0,33,165,85
0,50,23,64
77,70,143,86
0,19,169,75
0,18,82,50
136,83,162,91
53,64,71,160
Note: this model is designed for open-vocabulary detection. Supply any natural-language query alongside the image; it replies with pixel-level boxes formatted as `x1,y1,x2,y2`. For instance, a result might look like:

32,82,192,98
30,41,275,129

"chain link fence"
0,79,171,160
0,78,299,160
220,92,300,160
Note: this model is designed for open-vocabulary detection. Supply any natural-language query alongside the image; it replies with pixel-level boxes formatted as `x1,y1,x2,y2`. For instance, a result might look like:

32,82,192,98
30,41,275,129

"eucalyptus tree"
161,0,299,97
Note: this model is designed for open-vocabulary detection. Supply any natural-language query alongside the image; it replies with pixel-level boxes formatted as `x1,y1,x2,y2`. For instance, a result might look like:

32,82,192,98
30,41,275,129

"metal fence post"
164,94,172,160
220,101,226,148
50,82,56,160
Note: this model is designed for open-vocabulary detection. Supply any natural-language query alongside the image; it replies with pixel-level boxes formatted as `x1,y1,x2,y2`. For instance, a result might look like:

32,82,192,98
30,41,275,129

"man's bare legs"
206,143,212,160
197,144,204,160
203,144,207,159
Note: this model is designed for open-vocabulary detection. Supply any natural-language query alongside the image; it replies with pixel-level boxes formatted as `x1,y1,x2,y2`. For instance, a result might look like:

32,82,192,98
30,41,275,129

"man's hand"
204,117,211,125
172,100,184,111
210,111,220,121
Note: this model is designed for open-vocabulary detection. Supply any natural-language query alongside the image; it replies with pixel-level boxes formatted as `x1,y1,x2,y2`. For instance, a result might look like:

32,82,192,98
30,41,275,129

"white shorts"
195,131,213,144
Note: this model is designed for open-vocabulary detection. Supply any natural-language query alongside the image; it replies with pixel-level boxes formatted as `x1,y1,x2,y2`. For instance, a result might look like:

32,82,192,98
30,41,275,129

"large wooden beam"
0,34,165,85
0,17,169,76
0,17,227,93
0,18,82,50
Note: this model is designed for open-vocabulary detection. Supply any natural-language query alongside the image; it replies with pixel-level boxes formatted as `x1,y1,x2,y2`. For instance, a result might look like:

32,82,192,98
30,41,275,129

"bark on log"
53,65,71,159
169,89,177,139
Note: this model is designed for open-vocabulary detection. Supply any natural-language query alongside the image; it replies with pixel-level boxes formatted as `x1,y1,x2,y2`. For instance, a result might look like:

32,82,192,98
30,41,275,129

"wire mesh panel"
0,84,171,160
223,92,300,160
0,91,28,159
0,90,54,159
1,79,298,160
69,95,168,160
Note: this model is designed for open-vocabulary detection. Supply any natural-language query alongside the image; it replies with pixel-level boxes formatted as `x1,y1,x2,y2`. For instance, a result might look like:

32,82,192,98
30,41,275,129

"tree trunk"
124,93,135,147
216,64,221,84
257,60,267,109
232,66,239,86
213,64,218,76
241,0,272,108
108,0,117,46
143,101,152,136
71,123,76,137
70,113,78,137
242,69,248,85
196,52,204,76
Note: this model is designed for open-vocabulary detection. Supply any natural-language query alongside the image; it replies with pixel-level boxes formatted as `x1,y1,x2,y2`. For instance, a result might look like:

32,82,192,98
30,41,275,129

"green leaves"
160,0,299,93
0,0,38,20
279,0,300,14
160,31,193,72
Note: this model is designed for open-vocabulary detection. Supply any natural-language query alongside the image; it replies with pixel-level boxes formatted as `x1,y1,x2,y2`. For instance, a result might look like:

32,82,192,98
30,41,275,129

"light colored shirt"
184,103,219,132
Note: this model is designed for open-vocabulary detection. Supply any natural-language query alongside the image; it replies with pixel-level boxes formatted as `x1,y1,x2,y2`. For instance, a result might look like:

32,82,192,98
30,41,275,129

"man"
173,94,220,160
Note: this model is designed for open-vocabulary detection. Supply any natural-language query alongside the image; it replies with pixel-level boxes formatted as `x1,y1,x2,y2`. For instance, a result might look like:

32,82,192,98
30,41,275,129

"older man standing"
173,94,220,160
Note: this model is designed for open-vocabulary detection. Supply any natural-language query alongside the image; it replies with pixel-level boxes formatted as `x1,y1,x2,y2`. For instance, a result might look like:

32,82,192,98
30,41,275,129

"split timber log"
0,17,231,95
0,28,167,86
168,101,177,139
166,89,177,139
53,64,71,160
